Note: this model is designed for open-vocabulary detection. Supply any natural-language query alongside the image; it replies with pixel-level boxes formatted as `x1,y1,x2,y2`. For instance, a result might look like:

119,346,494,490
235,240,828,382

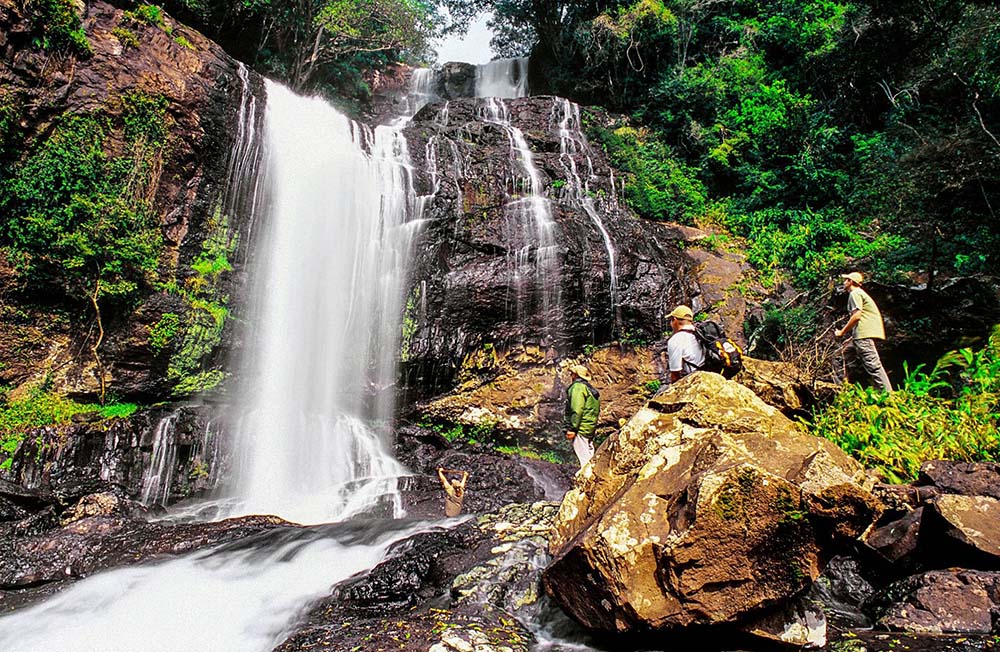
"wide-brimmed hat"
667,305,694,320
570,364,591,381
840,272,864,284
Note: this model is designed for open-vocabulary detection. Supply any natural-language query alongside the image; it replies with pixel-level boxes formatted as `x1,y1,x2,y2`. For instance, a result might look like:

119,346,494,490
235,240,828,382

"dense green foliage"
159,0,438,109
470,0,999,289
0,386,137,470
811,328,1000,483
161,208,236,396
22,0,92,56
0,92,168,401
0,93,166,308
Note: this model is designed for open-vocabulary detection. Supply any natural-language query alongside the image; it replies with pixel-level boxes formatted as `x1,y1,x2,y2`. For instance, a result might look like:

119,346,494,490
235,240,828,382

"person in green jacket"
564,364,600,467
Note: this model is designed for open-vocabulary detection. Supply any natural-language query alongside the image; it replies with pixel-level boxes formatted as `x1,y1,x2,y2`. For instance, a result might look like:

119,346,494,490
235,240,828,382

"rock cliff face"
400,95,754,396
0,0,263,401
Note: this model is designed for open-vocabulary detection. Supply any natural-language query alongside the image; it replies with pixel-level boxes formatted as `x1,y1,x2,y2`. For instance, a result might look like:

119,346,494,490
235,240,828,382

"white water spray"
139,410,180,507
475,57,529,98
479,97,560,331
0,522,434,652
222,81,423,524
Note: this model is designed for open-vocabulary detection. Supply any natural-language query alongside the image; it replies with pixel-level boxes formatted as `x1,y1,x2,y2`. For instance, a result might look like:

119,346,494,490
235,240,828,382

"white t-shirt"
668,326,706,376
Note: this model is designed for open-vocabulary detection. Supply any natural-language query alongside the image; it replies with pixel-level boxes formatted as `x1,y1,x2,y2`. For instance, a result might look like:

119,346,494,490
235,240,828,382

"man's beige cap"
570,364,592,381
667,305,694,320
841,272,864,284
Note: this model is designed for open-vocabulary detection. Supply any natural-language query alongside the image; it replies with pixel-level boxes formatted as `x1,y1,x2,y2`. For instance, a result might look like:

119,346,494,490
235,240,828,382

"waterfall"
552,98,619,314
139,410,181,507
222,80,421,524
479,97,560,335
405,67,438,116
475,57,529,98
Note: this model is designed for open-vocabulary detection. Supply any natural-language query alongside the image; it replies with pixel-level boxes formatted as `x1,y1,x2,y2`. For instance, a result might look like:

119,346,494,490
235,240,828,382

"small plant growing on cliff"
617,328,648,348
23,0,92,56
124,4,165,29
112,27,140,50
148,312,180,353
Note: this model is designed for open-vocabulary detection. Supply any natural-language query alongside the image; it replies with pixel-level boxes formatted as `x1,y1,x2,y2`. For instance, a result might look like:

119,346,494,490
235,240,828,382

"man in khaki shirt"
834,272,893,392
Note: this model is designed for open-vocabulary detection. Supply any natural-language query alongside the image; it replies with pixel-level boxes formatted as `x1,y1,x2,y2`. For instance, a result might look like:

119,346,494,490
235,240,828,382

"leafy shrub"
587,118,706,223
148,312,180,353
0,387,138,470
810,328,1000,483
124,4,165,28
724,206,903,287
24,0,92,56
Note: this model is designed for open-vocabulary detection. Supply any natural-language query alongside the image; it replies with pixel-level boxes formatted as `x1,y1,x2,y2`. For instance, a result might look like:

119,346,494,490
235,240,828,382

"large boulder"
542,372,880,636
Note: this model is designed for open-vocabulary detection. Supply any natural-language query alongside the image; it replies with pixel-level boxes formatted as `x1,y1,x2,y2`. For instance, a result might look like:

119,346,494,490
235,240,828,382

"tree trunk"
89,279,107,405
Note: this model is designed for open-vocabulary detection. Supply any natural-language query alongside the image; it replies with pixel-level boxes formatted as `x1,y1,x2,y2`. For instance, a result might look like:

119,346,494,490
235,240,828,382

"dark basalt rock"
1,405,227,532
400,96,707,396
870,570,1000,634
333,521,489,616
394,424,574,519
918,460,1000,500
866,507,925,566
276,503,555,652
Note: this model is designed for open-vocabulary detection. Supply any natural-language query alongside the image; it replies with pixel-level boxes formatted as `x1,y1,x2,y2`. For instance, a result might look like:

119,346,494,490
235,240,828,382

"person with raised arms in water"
437,467,469,517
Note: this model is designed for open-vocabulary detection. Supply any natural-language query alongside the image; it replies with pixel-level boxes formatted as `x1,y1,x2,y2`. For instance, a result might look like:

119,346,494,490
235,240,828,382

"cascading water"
479,96,561,333
223,80,423,524
139,410,181,507
475,57,529,98
0,78,436,651
552,98,619,314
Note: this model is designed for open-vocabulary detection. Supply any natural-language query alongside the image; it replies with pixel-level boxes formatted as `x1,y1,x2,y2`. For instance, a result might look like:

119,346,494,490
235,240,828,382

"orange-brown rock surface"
542,372,880,642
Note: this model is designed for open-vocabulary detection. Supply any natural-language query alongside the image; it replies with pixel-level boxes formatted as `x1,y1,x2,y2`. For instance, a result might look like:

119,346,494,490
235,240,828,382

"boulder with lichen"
542,372,880,640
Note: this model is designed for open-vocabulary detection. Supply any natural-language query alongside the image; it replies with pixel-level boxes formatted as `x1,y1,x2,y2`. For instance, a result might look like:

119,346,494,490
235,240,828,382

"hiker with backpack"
665,305,707,382
663,305,744,383
564,364,600,467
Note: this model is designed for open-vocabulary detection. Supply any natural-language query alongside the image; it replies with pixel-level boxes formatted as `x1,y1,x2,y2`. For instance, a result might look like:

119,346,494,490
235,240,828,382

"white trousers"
573,435,595,467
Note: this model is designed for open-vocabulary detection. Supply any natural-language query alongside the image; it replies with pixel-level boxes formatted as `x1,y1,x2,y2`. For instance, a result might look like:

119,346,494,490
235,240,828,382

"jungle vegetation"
152,0,999,289
1,0,997,475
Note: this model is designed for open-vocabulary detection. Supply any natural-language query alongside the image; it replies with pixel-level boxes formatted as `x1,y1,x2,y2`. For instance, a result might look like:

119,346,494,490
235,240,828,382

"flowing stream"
0,521,435,652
